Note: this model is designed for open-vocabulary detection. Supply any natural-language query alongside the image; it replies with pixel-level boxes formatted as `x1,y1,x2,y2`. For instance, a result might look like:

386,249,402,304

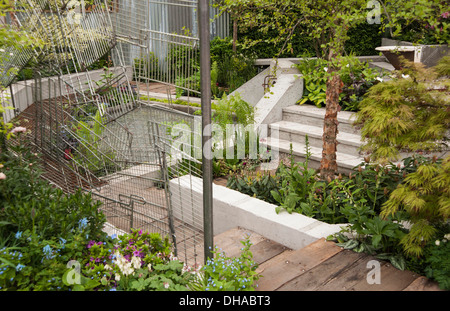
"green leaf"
389,255,406,271
337,239,359,250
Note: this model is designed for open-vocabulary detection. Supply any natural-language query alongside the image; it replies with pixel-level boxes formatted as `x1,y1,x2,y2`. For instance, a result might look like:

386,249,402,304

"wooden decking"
214,227,443,291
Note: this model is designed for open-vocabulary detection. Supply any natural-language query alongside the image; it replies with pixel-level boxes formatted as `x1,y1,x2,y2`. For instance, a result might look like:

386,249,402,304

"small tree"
357,57,450,257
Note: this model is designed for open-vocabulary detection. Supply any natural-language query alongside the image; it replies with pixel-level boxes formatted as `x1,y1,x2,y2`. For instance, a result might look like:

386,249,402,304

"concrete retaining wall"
169,175,344,250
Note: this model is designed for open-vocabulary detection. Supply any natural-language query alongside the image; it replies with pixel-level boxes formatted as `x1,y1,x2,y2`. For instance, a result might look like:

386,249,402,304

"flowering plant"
189,237,260,291
81,229,200,291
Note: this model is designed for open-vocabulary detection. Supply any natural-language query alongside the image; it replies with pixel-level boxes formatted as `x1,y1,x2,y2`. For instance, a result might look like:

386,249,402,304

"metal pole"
198,0,213,263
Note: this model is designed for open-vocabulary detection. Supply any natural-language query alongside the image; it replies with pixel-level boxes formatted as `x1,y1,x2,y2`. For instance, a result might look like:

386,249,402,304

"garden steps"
261,104,365,174
281,104,360,135
270,120,363,155
263,136,363,175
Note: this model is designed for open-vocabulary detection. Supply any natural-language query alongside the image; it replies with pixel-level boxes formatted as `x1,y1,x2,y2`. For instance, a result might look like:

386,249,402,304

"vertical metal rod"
198,0,213,263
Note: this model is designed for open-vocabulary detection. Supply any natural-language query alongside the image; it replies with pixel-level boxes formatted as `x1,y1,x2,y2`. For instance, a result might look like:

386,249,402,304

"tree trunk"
232,19,238,53
320,69,342,181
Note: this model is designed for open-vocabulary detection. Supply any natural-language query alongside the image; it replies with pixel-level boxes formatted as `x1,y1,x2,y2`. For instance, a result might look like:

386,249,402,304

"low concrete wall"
169,175,344,250
230,67,270,107
253,59,304,128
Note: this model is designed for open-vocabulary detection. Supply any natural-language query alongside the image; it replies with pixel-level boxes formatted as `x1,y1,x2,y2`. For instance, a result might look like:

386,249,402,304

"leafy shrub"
227,170,279,204
210,37,258,93
295,56,383,112
81,229,197,291
354,58,450,163
424,233,450,290
0,143,106,242
381,155,449,258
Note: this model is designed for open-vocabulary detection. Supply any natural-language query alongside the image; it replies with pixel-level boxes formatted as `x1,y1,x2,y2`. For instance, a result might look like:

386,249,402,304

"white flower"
131,256,141,270
182,264,191,274
10,127,27,134
163,282,170,289
376,77,384,82
324,67,328,72
444,234,450,240
435,240,440,246
0,49,5,52
147,263,152,272
0,172,6,180
115,273,121,281
402,74,410,79
104,264,112,270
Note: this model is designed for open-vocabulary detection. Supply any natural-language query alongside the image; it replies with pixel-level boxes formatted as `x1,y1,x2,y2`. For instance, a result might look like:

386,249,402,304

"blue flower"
15,264,25,271
78,218,88,230
15,231,22,239
43,245,54,259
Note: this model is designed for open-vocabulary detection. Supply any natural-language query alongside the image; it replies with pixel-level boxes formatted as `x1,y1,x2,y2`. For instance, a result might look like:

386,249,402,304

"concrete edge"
169,175,346,250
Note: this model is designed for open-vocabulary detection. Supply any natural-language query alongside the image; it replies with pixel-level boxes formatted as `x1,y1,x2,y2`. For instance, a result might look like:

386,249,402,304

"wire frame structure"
1,0,227,266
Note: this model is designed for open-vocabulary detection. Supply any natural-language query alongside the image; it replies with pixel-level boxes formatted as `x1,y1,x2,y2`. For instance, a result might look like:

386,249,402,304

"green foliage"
295,56,384,111
227,170,279,204
0,143,106,244
81,229,195,291
71,108,121,177
380,1,449,45
189,237,260,291
212,92,255,129
270,140,317,215
381,156,449,257
210,37,258,95
354,58,450,164
424,233,450,290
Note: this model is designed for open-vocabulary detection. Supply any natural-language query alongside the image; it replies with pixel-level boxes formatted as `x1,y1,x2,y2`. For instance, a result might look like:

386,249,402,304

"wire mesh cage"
1,0,227,266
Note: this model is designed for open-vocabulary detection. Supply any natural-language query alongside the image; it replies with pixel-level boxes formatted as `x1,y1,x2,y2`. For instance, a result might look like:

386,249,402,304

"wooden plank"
277,250,367,291
250,239,290,265
403,276,443,291
349,261,420,291
256,238,343,291
214,227,265,258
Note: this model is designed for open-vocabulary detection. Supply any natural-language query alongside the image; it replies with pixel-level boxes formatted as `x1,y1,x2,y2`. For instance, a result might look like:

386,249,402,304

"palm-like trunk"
320,68,341,180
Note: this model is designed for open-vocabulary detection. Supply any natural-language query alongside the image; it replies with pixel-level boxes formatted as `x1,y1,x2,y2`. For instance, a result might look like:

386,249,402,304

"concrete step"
282,105,360,135
262,137,364,174
270,120,363,155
